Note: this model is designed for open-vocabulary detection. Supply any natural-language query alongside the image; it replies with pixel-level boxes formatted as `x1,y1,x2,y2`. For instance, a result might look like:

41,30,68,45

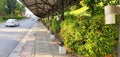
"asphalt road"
0,19,35,57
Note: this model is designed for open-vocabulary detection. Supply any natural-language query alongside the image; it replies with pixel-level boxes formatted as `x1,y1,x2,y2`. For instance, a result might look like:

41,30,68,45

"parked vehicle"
5,19,20,27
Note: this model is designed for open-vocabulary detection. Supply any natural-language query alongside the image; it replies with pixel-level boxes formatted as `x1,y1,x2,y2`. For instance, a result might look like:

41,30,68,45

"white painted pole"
104,5,116,24
104,3,120,57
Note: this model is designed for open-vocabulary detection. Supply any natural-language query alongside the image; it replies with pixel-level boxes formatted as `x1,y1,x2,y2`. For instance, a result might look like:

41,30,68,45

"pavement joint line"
8,24,34,57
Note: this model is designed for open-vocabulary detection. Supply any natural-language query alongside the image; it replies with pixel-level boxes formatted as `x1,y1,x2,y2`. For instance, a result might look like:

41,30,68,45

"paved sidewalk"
34,21,52,57
12,21,77,57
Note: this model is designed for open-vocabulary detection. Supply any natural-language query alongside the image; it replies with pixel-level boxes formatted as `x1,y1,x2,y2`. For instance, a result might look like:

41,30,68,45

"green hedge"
41,16,60,34
0,15,27,23
1,15,27,20
51,16,60,34
0,17,5,23
60,14,118,57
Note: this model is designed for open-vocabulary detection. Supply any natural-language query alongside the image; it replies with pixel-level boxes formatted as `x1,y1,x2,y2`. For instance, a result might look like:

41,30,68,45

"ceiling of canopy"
20,0,80,18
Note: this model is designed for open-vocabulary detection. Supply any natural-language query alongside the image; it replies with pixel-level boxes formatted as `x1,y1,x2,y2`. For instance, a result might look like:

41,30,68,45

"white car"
5,19,20,27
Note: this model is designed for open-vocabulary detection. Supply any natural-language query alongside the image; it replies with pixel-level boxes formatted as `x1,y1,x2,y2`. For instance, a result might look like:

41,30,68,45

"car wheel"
17,24,20,26
6,25,8,27
14,24,17,27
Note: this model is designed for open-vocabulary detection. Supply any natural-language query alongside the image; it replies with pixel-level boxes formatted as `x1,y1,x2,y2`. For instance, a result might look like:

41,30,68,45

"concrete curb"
8,25,34,57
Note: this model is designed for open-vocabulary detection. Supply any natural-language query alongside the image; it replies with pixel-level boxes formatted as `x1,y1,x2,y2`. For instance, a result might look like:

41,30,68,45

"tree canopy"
0,0,25,16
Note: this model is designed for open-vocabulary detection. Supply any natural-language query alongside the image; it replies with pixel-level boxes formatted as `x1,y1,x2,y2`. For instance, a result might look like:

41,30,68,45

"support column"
118,15,120,57
61,0,64,21
47,15,50,30
118,0,120,57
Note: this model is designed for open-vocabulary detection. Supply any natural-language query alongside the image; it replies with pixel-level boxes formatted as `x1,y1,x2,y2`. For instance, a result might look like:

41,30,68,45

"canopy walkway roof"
20,0,80,18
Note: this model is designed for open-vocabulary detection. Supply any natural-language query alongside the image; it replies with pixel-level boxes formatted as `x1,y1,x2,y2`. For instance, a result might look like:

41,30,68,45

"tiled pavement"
11,21,76,57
